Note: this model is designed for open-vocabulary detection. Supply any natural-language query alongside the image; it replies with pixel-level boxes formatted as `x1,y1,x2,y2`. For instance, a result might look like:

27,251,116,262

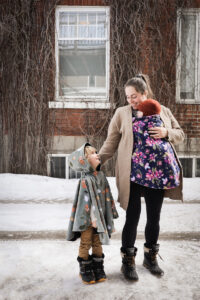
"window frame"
176,8,200,104
51,5,110,109
47,154,70,179
47,153,82,179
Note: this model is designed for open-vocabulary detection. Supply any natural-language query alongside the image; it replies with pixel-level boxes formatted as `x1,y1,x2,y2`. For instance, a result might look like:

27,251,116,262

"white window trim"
176,8,200,104
50,5,110,109
179,155,200,177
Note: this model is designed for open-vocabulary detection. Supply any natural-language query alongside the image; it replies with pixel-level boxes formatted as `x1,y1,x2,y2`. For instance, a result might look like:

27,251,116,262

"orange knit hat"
137,99,161,116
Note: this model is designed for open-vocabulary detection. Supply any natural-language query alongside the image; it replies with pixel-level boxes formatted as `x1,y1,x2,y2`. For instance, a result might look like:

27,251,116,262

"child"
131,99,180,189
67,143,118,284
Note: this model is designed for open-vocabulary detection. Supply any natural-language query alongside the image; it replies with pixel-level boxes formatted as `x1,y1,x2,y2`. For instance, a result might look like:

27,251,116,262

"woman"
99,74,185,281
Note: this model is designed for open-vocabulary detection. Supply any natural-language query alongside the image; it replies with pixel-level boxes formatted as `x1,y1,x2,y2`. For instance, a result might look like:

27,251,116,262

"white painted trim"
56,5,109,12
176,9,200,104
48,101,111,109
55,5,110,101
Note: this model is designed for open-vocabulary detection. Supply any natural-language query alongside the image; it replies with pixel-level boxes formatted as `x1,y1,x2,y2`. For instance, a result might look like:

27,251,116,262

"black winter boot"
143,244,164,276
121,247,139,281
92,254,107,282
77,256,96,284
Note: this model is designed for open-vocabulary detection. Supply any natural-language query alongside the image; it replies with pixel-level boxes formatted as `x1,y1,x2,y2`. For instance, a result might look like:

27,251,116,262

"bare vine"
0,0,59,174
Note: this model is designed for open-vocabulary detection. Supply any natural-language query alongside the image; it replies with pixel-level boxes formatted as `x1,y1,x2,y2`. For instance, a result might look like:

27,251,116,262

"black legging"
122,182,164,249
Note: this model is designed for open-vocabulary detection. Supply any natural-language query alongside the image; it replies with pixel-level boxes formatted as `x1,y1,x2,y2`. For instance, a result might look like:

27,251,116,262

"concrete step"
0,230,199,241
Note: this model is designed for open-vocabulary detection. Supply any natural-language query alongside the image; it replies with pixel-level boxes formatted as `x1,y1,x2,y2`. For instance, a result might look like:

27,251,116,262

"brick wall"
50,0,200,143
176,105,200,138
51,109,110,136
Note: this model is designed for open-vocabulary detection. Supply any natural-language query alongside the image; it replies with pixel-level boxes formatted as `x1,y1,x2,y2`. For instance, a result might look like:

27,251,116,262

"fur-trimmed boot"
92,254,107,282
77,256,96,284
121,247,139,281
143,244,164,276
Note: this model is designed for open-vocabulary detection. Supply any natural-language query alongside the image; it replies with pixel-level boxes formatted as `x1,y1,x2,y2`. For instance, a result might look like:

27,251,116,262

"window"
179,156,200,177
53,6,110,109
50,156,66,178
176,9,200,103
47,154,81,179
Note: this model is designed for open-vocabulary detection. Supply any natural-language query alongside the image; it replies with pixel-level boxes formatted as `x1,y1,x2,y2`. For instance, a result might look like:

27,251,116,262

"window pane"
60,25,77,38
179,158,193,177
195,158,200,177
88,13,96,24
59,12,69,25
180,14,196,99
97,13,106,24
50,157,65,179
59,40,106,97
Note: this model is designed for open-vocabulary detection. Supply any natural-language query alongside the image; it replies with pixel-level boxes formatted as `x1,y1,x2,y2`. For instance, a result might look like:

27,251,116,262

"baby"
131,99,180,190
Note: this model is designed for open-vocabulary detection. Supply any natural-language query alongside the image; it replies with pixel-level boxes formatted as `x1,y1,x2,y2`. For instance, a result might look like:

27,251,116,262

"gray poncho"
67,143,119,245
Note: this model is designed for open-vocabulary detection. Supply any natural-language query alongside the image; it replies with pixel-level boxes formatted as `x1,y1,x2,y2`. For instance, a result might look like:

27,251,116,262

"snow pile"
0,173,199,202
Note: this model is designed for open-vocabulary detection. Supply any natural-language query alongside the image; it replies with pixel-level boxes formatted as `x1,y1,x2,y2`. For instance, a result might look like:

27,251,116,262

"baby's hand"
137,111,143,118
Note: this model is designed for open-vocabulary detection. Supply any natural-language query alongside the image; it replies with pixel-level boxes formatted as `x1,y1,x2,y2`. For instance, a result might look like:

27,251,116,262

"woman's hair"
84,146,97,159
124,74,154,98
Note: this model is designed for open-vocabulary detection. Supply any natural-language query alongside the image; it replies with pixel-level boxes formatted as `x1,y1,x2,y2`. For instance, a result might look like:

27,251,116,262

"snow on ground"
0,173,200,203
0,173,199,299
0,239,200,300
0,202,199,235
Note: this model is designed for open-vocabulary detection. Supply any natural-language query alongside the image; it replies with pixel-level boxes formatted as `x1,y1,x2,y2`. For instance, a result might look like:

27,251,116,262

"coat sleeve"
164,108,185,145
99,109,122,165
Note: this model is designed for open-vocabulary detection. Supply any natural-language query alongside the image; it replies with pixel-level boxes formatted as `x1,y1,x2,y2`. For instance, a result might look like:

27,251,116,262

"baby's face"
87,150,100,170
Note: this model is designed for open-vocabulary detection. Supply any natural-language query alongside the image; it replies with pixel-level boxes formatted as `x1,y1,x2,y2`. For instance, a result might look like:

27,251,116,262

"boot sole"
96,277,107,283
143,263,164,277
96,278,107,282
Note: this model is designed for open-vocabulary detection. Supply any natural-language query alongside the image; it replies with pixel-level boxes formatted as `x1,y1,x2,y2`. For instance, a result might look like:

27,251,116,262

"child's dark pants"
122,182,164,248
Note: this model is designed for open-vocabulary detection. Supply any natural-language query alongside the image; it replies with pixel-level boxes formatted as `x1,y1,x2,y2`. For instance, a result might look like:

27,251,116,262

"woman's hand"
148,127,168,139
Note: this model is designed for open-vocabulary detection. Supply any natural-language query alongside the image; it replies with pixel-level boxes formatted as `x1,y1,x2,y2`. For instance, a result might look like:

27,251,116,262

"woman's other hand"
148,127,168,139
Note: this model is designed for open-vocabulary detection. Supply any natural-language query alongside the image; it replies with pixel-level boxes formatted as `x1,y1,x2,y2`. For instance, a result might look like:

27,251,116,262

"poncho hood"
68,143,95,173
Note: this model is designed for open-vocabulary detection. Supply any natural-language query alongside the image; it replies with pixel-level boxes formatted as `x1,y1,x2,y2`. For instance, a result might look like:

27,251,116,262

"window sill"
176,99,200,104
48,101,111,109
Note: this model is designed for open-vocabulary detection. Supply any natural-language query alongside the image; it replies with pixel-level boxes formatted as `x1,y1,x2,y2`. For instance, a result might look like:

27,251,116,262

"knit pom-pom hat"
137,99,161,116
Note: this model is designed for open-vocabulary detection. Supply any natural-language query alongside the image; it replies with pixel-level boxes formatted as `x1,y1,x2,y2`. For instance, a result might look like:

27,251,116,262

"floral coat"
67,143,118,245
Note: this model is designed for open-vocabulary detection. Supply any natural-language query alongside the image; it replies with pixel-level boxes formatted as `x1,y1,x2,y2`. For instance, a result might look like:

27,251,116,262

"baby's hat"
137,99,161,116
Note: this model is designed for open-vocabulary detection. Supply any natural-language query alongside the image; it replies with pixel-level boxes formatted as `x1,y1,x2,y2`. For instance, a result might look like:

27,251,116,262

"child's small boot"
121,247,139,281
77,256,96,284
92,254,107,282
143,243,164,276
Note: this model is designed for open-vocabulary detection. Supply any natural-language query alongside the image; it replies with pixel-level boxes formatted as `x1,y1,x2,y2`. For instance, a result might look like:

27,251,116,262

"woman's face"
125,86,147,109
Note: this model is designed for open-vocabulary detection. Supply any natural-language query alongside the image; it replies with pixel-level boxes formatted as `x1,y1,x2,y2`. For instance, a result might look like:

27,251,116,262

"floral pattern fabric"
131,115,180,189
